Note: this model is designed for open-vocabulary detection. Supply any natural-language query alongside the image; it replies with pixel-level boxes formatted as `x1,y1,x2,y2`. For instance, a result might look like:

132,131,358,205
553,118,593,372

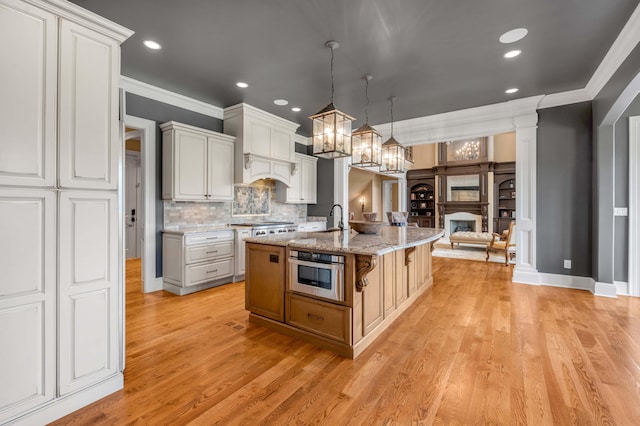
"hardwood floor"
51,258,640,425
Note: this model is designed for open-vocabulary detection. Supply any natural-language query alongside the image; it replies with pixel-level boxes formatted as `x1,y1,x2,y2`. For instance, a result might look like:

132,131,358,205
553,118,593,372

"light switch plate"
614,207,628,216
563,259,571,269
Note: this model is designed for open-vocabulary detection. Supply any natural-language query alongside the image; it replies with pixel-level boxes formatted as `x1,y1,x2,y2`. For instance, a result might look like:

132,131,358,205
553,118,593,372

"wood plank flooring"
51,258,640,425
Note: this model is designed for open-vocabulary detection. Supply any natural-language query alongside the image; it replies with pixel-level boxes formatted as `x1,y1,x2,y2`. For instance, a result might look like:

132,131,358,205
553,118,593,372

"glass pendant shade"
380,136,405,173
352,123,382,167
310,102,354,159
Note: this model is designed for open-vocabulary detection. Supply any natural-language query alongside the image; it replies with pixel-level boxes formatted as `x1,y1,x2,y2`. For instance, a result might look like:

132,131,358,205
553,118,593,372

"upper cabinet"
0,0,57,187
276,153,317,204
223,103,300,186
58,20,121,190
161,122,235,202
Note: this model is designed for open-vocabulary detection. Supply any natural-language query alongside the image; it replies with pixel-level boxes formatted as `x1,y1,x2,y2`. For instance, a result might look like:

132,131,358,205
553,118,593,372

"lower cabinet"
58,191,119,395
245,243,286,321
234,229,252,279
286,293,351,344
163,230,235,295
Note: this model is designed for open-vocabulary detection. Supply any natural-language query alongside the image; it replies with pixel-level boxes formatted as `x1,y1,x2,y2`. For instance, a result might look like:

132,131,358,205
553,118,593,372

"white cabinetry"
163,230,235,295
161,121,235,201
276,153,317,204
297,221,327,232
234,228,252,279
0,0,131,424
223,103,300,186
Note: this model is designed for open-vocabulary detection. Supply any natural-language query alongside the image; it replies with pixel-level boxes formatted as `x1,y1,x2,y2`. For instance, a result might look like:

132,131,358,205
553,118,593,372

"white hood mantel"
223,103,300,187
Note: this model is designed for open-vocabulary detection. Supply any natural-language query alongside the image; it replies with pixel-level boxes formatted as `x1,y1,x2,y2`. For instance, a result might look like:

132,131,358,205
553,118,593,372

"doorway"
125,148,141,259
123,115,161,293
382,180,399,223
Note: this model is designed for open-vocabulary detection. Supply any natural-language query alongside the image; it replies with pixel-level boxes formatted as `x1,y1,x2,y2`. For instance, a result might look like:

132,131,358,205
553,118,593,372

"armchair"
486,221,515,265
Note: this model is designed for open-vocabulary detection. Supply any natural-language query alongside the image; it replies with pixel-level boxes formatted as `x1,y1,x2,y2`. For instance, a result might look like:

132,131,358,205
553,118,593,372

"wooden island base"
245,235,437,359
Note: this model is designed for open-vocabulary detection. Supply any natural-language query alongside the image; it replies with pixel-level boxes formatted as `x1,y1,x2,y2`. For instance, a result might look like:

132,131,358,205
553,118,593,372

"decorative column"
513,113,540,284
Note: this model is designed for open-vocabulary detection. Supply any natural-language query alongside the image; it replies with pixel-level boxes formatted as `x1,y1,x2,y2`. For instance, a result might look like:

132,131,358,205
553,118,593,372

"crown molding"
120,76,224,120
28,0,133,42
586,2,640,98
373,95,544,145
537,88,592,109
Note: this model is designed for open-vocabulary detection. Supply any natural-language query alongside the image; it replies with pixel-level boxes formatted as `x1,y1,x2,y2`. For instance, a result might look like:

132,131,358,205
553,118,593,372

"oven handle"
288,258,344,270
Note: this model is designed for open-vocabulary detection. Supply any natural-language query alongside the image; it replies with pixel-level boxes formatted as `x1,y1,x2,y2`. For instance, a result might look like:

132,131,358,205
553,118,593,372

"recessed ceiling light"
499,28,528,44
274,99,288,106
504,49,522,58
143,40,161,50
505,88,519,94
236,82,249,88
291,107,301,112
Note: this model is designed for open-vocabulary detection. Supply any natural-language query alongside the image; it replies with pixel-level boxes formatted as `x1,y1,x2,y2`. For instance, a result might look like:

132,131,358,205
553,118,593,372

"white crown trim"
586,2,640,98
120,76,224,120
538,88,592,109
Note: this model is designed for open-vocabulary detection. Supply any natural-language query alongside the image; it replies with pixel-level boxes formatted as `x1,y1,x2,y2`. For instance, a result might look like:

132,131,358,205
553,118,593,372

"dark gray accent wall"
306,157,334,219
611,93,640,281
537,102,593,277
125,93,223,277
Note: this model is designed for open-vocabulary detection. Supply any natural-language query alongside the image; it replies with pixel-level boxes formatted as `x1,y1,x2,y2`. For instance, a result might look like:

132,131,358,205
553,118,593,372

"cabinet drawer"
286,293,351,344
185,230,234,246
185,258,234,286
185,241,233,264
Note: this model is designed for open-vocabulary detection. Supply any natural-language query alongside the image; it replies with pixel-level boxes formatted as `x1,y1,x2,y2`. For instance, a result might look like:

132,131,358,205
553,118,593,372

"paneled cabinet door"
0,0,56,187
301,155,317,204
207,137,234,201
172,129,208,200
0,189,56,422
58,20,120,190
58,191,119,395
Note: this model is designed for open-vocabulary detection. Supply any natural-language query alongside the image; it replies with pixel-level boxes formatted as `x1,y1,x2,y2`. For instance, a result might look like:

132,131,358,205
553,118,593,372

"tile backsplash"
164,180,308,228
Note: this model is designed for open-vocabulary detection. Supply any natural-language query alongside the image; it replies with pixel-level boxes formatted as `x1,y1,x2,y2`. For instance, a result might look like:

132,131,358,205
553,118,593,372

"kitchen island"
244,226,444,358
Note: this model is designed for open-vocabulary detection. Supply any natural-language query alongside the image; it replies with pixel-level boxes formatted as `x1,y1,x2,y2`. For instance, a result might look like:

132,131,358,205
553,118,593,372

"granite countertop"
244,226,444,256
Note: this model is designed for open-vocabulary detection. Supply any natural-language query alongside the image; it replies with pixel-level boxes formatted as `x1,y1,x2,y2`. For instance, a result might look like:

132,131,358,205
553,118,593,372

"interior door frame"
629,116,639,297
124,114,161,292
124,149,141,258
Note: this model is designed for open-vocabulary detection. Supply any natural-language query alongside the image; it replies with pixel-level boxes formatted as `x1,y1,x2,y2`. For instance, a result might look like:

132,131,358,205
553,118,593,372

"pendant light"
380,96,405,173
310,40,355,159
351,74,382,167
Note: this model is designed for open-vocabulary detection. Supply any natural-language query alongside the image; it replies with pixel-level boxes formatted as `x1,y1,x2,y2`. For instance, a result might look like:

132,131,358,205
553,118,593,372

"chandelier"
380,97,405,173
310,41,355,159
351,74,382,167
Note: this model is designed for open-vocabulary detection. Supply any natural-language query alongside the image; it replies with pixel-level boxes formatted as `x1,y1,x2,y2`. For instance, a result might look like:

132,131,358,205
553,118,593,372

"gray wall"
612,93,640,281
537,102,593,277
592,42,640,283
306,156,335,219
125,93,223,277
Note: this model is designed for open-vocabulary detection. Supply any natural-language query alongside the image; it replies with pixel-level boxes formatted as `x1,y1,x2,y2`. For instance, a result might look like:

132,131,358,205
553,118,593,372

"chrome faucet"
329,204,344,231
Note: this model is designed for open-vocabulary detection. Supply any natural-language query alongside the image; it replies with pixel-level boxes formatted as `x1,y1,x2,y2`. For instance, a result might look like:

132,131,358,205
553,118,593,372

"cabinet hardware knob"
206,269,218,274
307,313,324,321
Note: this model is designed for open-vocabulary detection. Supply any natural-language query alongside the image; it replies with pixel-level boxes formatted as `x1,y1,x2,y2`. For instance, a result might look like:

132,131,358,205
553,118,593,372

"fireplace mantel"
438,202,490,232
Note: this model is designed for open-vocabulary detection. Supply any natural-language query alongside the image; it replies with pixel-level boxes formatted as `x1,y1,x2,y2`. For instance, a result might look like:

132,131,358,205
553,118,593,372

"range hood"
223,103,300,187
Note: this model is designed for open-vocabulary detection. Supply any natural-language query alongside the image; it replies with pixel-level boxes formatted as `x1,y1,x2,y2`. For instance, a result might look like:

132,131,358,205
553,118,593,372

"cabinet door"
301,156,317,204
245,243,285,321
207,138,234,201
248,120,271,157
58,20,120,189
0,0,56,187
0,189,55,421
235,229,251,276
173,129,208,200
58,191,119,395
395,250,408,305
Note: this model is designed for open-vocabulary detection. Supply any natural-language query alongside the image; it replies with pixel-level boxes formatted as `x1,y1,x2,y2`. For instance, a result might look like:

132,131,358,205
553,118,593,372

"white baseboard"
537,272,594,292
512,266,541,285
9,373,123,425
615,280,629,295
594,281,618,298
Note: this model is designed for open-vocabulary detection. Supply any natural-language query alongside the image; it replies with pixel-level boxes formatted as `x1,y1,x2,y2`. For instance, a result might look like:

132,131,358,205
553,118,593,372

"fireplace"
450,220,475,233
444,212,483,237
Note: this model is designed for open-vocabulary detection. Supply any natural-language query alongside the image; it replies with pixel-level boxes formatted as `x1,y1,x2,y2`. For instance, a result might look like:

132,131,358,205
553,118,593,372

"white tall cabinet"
0,0,131,424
